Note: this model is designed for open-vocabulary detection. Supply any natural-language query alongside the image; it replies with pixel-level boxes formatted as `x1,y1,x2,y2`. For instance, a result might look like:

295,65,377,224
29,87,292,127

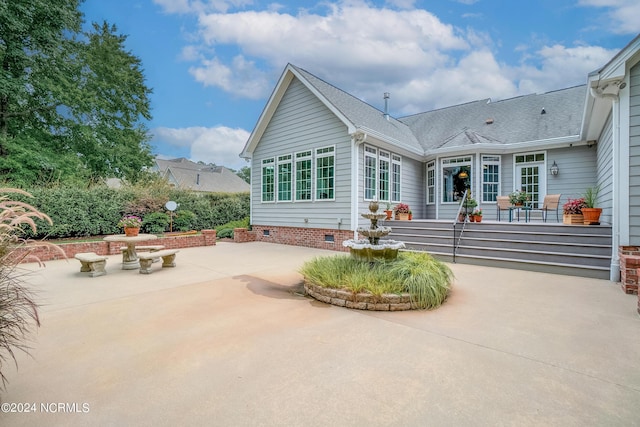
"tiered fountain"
342,200,405,262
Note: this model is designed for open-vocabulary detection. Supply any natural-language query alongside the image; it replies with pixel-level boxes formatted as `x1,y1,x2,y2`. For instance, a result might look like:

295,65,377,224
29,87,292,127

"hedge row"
16,184,250,239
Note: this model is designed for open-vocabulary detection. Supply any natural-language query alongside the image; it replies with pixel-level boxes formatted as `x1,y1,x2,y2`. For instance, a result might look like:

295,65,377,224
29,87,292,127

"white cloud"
514,44,618,94
153,0,254,14
188,55,271,99
578,0,640,34
152,126,250,169
159,0,629,115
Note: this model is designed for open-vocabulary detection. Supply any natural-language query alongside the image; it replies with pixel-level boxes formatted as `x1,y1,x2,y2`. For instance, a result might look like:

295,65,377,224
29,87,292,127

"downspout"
590,85,621,282
351,132,367,239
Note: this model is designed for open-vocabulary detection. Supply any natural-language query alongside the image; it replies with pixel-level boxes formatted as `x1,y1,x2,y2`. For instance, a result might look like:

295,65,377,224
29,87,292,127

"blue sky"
80,0,639,170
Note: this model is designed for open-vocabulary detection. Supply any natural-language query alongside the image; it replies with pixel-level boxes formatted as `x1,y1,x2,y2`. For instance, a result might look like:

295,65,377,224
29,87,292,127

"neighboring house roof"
154,158,249,193
242,63,587,160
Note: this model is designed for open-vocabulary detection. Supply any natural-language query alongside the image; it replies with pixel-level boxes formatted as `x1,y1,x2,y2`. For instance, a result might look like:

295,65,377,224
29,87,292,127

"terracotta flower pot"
475,216,482,223
124,227,140,237
581,208,602,225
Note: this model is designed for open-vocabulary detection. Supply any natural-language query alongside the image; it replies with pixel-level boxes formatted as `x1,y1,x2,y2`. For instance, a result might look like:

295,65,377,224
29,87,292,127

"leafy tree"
236,166,251,184
0,1,154,186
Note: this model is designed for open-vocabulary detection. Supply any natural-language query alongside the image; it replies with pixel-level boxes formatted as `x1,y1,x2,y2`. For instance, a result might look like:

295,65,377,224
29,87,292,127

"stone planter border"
304,281,418,311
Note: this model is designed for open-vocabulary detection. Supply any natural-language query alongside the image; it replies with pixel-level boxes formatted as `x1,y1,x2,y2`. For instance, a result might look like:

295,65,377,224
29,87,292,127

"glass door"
515,164,544,208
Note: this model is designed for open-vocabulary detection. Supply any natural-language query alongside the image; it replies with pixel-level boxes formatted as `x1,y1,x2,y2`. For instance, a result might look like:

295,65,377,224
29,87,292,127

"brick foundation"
619,246,640,294
250,225,352,252
14,230,216,263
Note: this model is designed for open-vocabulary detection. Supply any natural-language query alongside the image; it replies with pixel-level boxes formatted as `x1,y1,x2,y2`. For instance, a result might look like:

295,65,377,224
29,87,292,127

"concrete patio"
1,241,638,426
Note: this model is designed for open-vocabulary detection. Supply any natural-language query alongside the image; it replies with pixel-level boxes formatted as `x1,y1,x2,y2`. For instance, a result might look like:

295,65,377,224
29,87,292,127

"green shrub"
142,212,170,234
173,210,197,232
12,183,250,239
216,228,234,239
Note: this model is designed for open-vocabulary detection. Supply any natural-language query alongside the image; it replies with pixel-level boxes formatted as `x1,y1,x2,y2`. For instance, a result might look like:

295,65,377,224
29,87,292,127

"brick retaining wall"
16,230,216,263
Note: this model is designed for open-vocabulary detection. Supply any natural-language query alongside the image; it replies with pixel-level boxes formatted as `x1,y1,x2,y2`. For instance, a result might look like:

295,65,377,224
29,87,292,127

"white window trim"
364,145,377,201
277,154,293,203
441,156,472,204
294,150,312,202
426,160,435,205
261,157,275,203
391,153,402,203
315,145,336,202
481,155,501,204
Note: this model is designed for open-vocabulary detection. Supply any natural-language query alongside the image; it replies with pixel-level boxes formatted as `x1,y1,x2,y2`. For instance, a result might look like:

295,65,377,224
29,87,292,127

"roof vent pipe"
383,92,390,120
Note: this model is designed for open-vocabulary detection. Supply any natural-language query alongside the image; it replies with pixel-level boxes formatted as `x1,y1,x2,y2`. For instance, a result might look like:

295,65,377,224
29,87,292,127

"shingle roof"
399,86,586,150
291,65,423,154
289,65,586,154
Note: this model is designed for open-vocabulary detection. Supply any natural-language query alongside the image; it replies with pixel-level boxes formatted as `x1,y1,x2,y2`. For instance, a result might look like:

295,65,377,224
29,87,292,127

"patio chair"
537,194,562,222
496,196,512,222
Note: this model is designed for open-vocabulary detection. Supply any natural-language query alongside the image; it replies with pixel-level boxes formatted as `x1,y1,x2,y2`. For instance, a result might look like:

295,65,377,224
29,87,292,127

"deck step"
388,220,612,279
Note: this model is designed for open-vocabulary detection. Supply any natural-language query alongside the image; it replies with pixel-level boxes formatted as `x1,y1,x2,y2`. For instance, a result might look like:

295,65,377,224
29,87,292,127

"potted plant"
408,210,413,220
562,198,586,225
384,202,393,220
508,190,529,206
473,208,483,223
395,203,410,220
460,196,477,214
582,186,602,225
118,215,143,236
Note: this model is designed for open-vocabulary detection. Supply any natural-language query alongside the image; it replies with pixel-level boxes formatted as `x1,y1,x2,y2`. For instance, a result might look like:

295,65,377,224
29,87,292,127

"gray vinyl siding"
595,113,614,225
546,145,598,204
251,78,353,229
630,63,640,243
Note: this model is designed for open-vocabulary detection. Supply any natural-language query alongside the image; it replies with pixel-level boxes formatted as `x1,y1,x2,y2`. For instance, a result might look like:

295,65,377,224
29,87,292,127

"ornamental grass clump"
0,188,63,392
300,252,453,309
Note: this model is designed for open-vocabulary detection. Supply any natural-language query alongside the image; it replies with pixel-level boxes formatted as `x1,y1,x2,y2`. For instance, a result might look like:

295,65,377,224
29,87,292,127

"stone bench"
120,245,165,263
137,249,179,274
74,252,108,277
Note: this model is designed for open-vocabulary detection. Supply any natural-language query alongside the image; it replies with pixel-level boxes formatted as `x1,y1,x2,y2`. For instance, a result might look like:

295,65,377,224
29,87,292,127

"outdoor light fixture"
459,171,468,179
550,161,559,176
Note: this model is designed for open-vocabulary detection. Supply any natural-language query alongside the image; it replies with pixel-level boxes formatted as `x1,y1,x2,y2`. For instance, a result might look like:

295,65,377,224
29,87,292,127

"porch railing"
452,189,471,263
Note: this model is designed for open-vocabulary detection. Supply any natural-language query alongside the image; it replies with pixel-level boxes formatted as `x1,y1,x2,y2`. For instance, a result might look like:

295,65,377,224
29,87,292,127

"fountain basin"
342,239,405,262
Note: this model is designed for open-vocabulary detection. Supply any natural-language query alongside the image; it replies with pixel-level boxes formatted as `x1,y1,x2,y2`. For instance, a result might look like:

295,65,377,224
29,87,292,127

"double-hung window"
426,161,435,204
295,151,312,201
277,154,292,202
364,146,377,200
378,151,390,201
261,158,275,202
315,146,335,200
391,154,401,202
481,155,500,202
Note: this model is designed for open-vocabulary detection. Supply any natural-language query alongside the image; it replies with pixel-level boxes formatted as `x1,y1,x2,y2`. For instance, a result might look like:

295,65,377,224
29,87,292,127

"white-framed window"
426,160,435,205
277,154,292,202
391,154,401,202
364,146,377,200
481,155,500,203
295,150,312,201
315,146,335,200
515,152,545,207
379,151,390,202
442,156,471,203
261,158,275,202
365,146,401,202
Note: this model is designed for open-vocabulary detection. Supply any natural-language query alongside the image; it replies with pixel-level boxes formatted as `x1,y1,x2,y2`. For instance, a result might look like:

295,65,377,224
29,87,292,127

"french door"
515,163,545,208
